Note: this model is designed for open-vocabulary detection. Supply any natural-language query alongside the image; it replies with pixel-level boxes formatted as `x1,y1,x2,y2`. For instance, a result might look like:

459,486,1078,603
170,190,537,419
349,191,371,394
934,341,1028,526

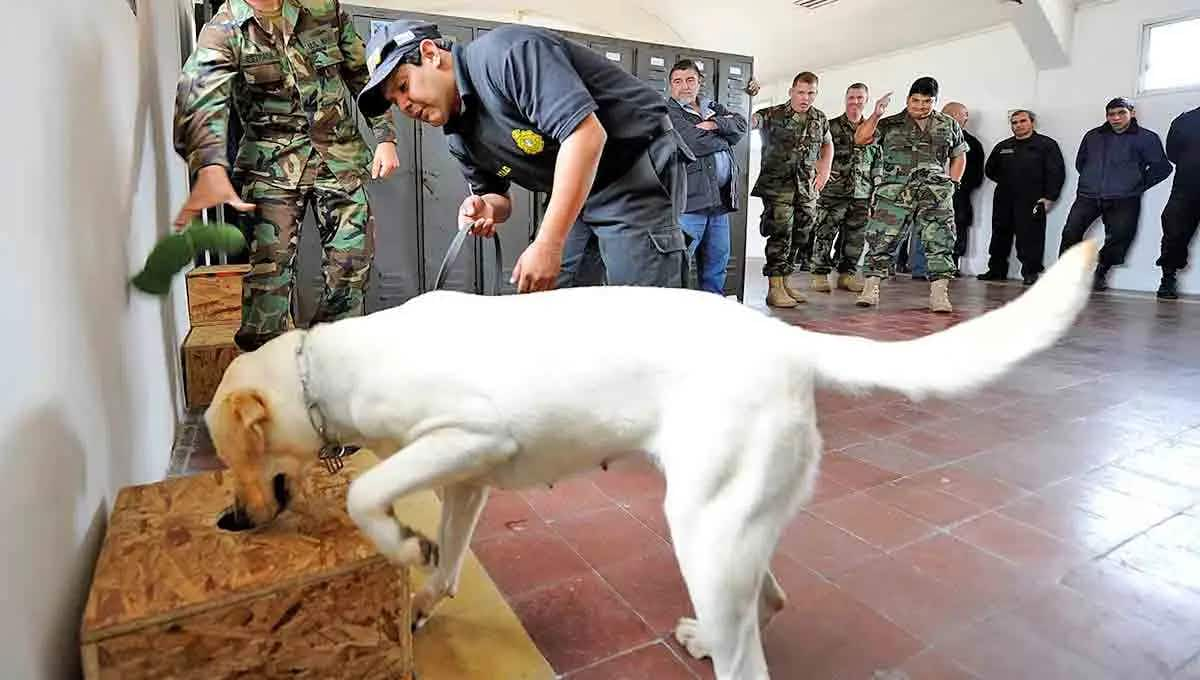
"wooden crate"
186,264,248,327
80,457,414,680
182,322,241,410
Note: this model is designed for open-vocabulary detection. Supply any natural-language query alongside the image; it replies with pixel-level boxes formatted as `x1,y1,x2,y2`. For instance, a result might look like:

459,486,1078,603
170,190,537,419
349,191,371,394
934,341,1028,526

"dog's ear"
211,389,274,516
212,389,270,470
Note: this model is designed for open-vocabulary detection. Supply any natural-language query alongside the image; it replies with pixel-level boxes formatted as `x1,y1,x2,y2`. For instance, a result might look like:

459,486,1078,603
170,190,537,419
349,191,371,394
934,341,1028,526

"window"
1139,14,1200,94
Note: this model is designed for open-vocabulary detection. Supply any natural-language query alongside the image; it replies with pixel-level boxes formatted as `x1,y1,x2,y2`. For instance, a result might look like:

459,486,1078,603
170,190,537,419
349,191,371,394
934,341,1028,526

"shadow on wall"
0,405,108,680
135,0,187,425
60,13,138,505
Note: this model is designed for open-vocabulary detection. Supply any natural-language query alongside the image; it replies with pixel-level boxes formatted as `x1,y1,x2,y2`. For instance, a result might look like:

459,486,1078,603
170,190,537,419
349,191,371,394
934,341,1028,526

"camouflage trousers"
811,195,870,275
861,178,957,281
233,157,374,352
760,195,818,276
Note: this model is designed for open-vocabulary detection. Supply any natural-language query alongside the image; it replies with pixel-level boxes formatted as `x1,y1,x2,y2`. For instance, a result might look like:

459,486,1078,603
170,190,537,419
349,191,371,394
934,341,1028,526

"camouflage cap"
357,20,443,117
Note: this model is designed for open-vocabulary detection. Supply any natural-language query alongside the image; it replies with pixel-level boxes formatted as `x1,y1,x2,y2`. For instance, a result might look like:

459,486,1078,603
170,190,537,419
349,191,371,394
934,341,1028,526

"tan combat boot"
767,276,800,307
837,273,864,293
856,277,881,307
930,278,953,313
810,273,832,293
783,276,809,303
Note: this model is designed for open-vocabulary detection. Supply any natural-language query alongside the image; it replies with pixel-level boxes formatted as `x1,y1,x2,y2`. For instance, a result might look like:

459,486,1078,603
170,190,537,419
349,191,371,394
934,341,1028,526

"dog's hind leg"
347,429,514,569
758,568,787,630
667,489,786,680
412,482,489,630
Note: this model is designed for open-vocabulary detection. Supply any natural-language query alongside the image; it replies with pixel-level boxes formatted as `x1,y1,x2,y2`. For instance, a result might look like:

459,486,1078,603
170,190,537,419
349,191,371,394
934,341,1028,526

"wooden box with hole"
79,456,415,680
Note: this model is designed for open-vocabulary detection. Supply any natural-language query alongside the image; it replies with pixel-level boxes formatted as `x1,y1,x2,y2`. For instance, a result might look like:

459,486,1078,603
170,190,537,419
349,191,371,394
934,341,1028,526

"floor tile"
597,546,693,635
520,478,615,522
951,513,1092,583
551,506,671,570
810,492,938,551
566,642,696,680
510,571,657,674
471,529,592,598
867,482,985,526
777,512,885,578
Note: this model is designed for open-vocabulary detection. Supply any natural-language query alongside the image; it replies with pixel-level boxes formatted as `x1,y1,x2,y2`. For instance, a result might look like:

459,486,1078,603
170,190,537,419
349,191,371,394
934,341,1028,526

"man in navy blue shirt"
357,20,690,293
1059,97,1172,291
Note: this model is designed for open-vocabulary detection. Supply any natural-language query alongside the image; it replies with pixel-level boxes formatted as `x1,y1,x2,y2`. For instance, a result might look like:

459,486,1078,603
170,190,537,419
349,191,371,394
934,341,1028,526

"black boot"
977,270,1005,281
1092,265,1110,292
1158,270,1179,300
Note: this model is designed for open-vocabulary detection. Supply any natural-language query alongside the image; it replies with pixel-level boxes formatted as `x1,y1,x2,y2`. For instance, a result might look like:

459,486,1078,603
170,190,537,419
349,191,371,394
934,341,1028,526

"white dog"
205,241,1098,680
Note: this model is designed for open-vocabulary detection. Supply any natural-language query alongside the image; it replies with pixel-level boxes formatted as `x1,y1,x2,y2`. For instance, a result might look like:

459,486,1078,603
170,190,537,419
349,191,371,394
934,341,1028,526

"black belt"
434,225,504,295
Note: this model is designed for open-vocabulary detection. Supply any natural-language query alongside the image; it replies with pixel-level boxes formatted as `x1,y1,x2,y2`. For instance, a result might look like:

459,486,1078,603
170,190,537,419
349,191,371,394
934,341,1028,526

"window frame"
1137,11,1200,97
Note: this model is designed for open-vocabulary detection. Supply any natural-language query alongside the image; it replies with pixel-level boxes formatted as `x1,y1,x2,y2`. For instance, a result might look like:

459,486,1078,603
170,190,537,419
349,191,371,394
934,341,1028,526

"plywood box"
80,457,414,680
182,322,241,410
186,264,247,327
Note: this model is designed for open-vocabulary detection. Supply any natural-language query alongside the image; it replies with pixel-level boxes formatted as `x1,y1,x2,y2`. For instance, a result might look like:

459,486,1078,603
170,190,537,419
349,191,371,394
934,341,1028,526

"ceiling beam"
1010,0,1076,69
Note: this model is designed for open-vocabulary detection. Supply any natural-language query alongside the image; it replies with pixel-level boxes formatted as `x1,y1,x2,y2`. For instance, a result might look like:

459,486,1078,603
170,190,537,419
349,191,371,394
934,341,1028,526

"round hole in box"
217,506,256,532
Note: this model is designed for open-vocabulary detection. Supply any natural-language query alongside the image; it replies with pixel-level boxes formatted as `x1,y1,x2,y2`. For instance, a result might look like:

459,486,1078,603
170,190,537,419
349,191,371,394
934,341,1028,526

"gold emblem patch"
511,129,545,155
497,165,512,177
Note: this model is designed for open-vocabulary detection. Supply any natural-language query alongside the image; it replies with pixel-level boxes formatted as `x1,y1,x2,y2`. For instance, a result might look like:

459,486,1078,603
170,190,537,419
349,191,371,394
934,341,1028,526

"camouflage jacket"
866,110,967,191
174,0,396,191
824,113,878,200
751,103,830,201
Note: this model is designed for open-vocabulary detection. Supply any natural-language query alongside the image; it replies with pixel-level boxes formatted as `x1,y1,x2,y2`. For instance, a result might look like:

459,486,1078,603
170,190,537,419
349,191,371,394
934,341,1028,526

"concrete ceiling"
358,0,1035,84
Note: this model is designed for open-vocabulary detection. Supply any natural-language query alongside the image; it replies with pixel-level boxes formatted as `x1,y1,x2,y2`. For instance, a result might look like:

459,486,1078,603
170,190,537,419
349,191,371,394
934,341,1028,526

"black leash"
433,220,504,294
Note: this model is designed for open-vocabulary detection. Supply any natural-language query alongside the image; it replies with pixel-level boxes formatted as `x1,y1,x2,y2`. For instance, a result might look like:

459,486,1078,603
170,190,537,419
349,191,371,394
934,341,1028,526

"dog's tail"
802,239,1098,400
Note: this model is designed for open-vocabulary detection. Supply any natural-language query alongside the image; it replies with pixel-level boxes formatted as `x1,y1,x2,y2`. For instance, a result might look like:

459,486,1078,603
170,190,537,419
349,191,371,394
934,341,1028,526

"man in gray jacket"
667,59,747,294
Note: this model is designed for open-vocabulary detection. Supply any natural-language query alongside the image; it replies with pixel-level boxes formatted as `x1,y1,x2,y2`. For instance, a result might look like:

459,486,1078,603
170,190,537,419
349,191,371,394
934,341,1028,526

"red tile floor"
174,271,1200,679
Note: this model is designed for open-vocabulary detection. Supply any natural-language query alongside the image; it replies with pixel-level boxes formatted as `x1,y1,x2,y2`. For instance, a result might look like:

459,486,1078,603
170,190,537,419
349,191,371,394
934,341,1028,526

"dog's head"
206,386,309,530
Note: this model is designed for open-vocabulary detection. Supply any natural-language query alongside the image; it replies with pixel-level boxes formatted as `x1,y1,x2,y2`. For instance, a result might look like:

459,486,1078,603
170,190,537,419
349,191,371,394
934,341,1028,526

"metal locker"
358,17,422,312
675,53,716,100
635,46,673,99
588,40,634,73
719,58,754,299
416,22,477,294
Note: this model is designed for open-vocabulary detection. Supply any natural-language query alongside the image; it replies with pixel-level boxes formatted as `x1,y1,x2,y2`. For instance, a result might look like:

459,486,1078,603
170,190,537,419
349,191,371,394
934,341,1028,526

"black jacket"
1166,106,1200,191
668,97,747,214
960,131,985,195
985,132,1067,201
1075,119,1172,199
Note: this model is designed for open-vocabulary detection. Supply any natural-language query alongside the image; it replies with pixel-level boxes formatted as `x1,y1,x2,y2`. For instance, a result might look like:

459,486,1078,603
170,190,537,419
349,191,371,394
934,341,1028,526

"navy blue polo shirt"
443,25,670,196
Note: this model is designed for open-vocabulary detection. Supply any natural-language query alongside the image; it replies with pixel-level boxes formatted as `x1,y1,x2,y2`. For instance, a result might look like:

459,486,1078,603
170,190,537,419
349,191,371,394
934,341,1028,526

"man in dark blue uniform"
357,20,690,293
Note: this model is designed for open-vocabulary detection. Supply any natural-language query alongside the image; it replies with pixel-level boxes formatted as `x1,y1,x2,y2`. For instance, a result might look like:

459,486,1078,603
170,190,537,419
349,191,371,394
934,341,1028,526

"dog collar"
296,330,359,474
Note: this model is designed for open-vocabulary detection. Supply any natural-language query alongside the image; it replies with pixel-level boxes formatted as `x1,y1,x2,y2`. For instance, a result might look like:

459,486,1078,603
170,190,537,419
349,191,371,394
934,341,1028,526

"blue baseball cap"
357,20,443,117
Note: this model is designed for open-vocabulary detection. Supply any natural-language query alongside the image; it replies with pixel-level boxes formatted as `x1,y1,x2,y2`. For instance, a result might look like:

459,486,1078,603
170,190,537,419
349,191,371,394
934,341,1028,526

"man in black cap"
356,20,692,293
1059,97,1172,290
1155,104,1200,299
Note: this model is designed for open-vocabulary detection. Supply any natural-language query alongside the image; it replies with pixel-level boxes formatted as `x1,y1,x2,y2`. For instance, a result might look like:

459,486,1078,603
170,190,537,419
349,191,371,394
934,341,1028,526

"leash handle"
435,191,504,295
433,225,503,295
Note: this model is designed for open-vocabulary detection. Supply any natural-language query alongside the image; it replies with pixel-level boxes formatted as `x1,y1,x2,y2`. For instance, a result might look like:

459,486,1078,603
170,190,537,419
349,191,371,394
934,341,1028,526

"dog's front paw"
674,617,711,660
411,583,449,632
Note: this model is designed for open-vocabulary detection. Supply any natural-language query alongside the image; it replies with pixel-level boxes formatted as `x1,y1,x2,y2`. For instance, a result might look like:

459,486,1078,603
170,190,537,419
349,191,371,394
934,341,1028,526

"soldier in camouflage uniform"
751,71,833,308
810,82,878,294
173,0,399,351
853,77,968,313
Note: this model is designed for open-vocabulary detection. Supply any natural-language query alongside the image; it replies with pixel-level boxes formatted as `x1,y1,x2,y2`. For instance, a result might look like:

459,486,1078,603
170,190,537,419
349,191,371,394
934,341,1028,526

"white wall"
748,0,1200,293
0,2,190,678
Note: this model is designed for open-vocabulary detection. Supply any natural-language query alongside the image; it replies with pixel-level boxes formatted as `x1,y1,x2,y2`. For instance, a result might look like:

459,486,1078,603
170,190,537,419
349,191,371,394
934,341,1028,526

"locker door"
359,16,421,312
675,53,716,100
636,46,672,99
588,40,634,73
417,22,477,293
720,58,754,300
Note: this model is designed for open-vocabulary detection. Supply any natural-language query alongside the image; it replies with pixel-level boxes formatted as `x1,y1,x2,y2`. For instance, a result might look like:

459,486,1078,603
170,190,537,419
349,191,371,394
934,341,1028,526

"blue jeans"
910,232,928,277
679,211,731,294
